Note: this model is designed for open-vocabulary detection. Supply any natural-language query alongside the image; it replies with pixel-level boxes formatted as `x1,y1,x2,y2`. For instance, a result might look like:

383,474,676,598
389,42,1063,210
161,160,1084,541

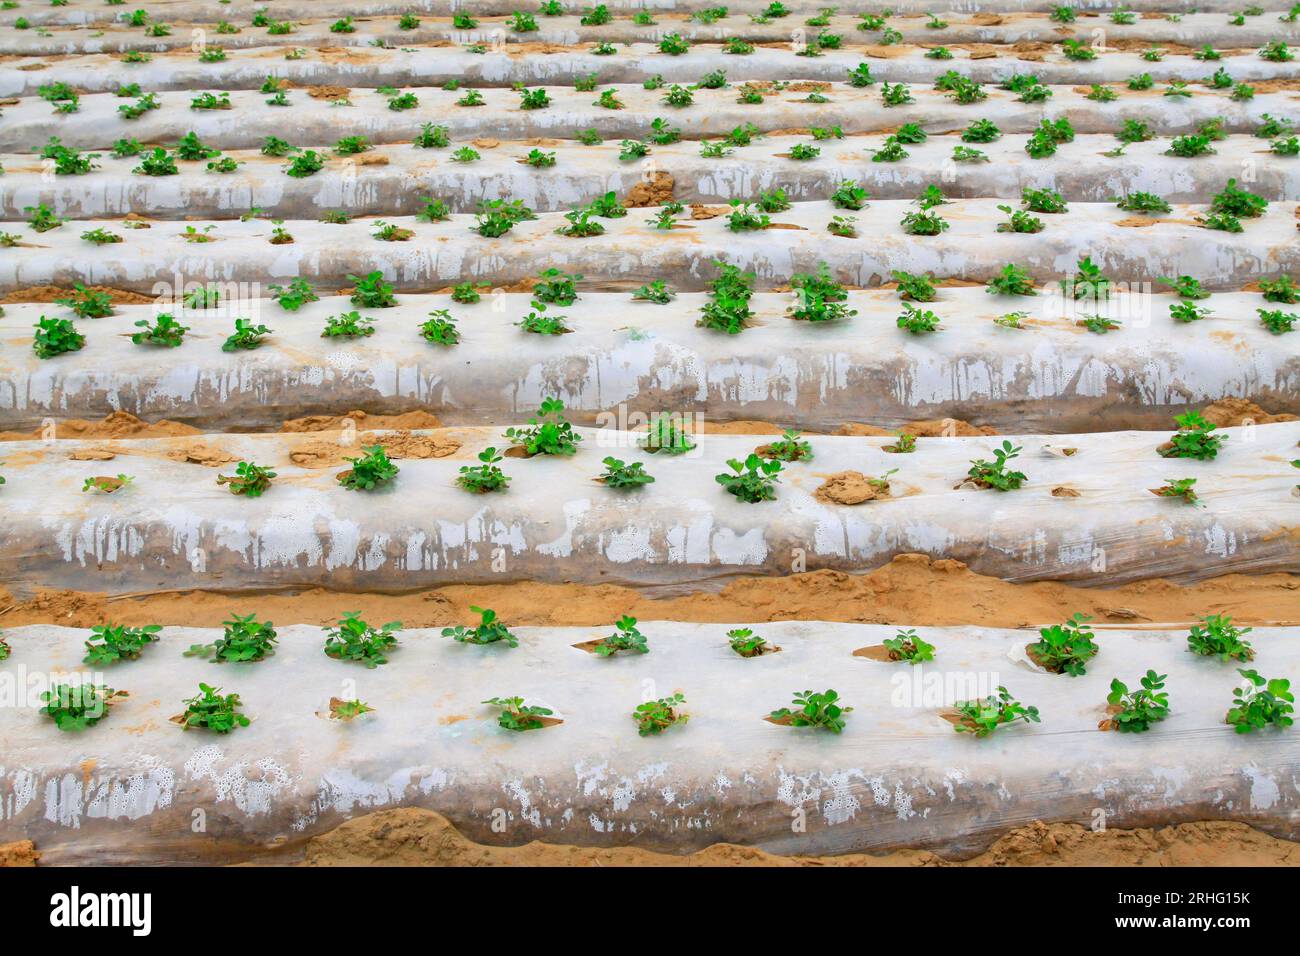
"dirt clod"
814,471,888,505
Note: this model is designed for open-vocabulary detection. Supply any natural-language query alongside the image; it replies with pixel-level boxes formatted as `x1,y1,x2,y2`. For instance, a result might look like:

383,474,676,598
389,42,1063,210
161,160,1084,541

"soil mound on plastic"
815,471,887,505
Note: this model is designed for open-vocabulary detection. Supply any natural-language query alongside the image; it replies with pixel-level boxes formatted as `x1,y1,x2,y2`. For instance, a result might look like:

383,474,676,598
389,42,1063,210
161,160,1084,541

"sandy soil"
294,808,1300,868
2,553,1295,630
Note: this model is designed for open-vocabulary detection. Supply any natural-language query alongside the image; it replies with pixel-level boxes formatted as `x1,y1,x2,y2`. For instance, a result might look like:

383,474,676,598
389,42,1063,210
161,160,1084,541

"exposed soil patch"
836,418,997,438
815,471,890,505
852,643,900,662
1,285,157,305
0,411,198,442
279,410,443,433
623,171,675,208
305,85,351,99
164,442,239,467
700,420,788,435
1051,486,1082,498
3,555,1296,630
0,841,40,867
689,204,730,220
68,447,117,461
290,431,461,468
1200,398,1296,427
292,808,1300,867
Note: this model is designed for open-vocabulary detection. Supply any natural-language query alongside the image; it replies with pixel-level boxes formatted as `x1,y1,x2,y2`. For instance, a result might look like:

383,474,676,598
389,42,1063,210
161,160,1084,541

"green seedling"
830,181,870,210
1226,669,1294,733
726,201,770,232
952,686,1039,736
451,282,487,304
1067,255,1111,300
221,318,271,352
1021,187,1067,214
640,414,697,455
986,264,1036,296
1159,411,1225,460
174,683,249,733
328,699,374,722
557,208,605,237
590,616,649,657
82,474,132,494
533,268,583,305
216,461,276,498
41,684,126,731
339,445,399,491
456,448,510,493
1260,276,1299,303
349,271,397,308
1104,671,1169,733
505,397,582,455
634,692,688,736
884,432,917,454
1157,275,1207,299
517,87,551,110
285,150,327,178
1188,614,1254,662
324,612,401,668
827,215,858,237
1029,613,1098,676
185,613,277,663
599,457,654,489
901,210,949,236
756,189,792,212
81,228,121,248
716,454,782,502
322,311,376,338
883,628,935,664
25,203,64,232
484,696,554,731
34,317,85,359
699,261,754,334
966,441,1027,490
1166,134,1215,158
633,280,675,304
1258,309,1297,334
897,302,941,334
1170,301,1212,323
333,136,370,157
55,284,113,319
892,270,936,302
1151,477,1198,503
763,429,812,462
1210,178,1267,218
728,627,773,657
269,277,318,312
130,314,188,351
770,689,851,733
82,624,162,666
443,606,518,647
413,124,451,147
371,221,414,242
420,309,461,346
